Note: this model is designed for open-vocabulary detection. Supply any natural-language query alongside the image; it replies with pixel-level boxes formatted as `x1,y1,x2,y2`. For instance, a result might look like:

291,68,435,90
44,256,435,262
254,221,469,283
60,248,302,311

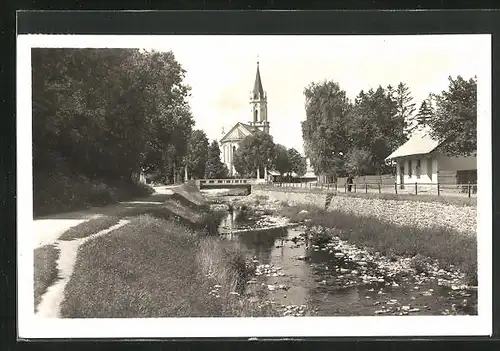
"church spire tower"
249,57,269,134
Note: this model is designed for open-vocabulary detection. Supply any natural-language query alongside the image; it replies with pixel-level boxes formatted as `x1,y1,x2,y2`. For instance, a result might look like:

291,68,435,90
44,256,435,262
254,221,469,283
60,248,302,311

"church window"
254,109,258,122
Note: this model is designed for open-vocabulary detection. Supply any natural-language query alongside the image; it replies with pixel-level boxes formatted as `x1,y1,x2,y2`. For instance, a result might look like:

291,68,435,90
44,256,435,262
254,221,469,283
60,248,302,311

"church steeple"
253,59,264,98
249,57,269,134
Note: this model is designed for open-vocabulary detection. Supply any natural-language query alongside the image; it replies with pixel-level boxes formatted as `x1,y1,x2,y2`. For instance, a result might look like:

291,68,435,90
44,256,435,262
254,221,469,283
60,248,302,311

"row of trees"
232,132,307,179
33,48,194,183
301,76,477,180
183,129,307,180
182,130,229,180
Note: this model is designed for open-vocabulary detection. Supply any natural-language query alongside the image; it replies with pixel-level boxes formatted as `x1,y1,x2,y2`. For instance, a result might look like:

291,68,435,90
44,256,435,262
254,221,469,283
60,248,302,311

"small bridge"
194,178,264,190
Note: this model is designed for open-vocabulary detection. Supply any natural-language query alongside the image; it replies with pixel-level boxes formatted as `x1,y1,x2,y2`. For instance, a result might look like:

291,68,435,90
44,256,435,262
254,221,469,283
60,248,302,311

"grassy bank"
34,244,59,312
60,215,278,318
280,204,477,285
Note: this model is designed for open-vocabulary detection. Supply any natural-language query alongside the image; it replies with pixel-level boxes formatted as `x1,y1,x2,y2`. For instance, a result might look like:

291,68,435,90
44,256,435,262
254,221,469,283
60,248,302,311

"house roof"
385,128,441,160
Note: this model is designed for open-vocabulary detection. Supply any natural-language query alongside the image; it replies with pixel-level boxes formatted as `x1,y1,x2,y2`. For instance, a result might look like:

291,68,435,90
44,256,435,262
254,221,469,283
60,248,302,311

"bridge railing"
198,178,257,185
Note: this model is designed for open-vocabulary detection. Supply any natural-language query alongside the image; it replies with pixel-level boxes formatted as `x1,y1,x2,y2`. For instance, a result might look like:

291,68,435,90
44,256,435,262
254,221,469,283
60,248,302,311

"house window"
408,160,412,178
416,159,421,179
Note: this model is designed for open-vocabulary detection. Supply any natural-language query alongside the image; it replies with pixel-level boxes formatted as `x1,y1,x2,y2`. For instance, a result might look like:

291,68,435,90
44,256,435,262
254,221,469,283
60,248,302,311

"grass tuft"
59,216,120,241
34,244,60,312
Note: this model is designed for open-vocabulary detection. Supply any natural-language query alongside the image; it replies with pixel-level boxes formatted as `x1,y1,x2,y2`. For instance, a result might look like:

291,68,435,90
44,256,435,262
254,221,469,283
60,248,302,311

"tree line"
33,48,194,184
301,76,477,181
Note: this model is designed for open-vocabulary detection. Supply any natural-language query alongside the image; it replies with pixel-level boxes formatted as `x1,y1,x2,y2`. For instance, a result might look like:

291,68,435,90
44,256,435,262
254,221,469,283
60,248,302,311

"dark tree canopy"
427,76,477,157
301,81,351,177
415,95,435,129
273,144,291,176
32,48,194,183
287,148,307,177
233,131,276,177
204,140,229,179
394,82,417,136
301,80,408,178
184,130,209,179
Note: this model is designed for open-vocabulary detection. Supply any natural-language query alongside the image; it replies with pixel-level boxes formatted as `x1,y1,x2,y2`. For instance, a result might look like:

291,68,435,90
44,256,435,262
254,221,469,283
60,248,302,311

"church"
220,60,270,179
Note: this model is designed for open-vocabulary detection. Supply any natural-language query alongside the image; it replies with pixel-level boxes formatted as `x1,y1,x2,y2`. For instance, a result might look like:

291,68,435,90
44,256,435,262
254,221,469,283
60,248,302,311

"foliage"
302,81,352,178
273,144,291,176
204,140,229,179
394,82,417,136
344,147,372,176
415,95,435,129
427,76,477,157
347,86,405,174
183,129,209,179
288,148,307,177
233,131,276,177
32,48,194,184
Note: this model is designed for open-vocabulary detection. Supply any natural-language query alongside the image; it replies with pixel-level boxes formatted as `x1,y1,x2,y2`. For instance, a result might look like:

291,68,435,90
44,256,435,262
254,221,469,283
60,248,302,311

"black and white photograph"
17,34,491,338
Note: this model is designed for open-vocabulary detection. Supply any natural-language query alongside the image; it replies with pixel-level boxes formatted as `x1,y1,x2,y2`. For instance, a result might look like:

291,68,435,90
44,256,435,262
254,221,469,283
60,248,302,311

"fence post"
468,181,471,198
415,182,418,195
378,182,381,194
365,183,368,193
437,182,440,196
345,183,347,193
335,182,338,193
395,182,398,194
354,183,357,193
327,183,330,190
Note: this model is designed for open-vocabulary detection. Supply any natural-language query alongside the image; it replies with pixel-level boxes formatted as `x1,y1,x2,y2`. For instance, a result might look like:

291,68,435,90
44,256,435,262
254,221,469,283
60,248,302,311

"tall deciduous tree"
344,147,372,176
183,129,209,179
301,81,352,178
428,76,477,156
287,148,307,177
274,144,291,176
233,132,276,177
204,140,228,179
32,48,194,183
348,86,404,174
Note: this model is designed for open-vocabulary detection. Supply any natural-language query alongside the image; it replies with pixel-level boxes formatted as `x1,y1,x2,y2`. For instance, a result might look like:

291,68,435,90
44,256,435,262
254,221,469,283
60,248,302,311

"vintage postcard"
17,34,492,338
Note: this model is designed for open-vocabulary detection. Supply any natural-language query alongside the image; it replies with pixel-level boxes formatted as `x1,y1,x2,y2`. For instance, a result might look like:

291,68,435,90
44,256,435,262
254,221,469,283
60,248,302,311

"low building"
385,128,477,189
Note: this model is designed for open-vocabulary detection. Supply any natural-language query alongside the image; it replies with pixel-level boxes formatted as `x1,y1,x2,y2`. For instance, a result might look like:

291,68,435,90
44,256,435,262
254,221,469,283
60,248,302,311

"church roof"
220,122,255,143
253,62,264,97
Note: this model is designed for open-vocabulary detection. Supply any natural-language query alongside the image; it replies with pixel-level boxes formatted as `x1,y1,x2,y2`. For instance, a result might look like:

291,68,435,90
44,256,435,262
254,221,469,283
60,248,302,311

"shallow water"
218,209,478,317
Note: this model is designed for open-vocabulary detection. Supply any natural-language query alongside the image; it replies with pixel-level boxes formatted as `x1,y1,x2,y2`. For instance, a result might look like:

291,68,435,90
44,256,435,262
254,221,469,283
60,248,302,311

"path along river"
208,193,478,317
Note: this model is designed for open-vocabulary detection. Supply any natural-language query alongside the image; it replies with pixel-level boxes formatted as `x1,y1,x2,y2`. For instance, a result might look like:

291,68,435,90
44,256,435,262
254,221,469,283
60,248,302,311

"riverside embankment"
215,186,478,316
250,185,476,235
35,182,477,318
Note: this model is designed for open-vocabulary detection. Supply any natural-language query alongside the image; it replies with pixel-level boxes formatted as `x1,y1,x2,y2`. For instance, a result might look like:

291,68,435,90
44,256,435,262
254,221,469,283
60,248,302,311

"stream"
208,193,478,317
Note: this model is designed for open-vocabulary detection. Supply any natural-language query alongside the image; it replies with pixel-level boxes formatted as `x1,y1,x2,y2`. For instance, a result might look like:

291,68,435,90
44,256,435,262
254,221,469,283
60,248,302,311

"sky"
147,35,486,154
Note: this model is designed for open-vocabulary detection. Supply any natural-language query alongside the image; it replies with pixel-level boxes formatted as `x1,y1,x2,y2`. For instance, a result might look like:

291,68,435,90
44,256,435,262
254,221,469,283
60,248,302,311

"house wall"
435,153,477,171
396,155,438,185
394,153,476,185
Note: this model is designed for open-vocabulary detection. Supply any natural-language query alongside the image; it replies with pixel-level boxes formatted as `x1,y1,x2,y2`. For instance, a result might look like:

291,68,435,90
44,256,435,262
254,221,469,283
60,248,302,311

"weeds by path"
60,215,277,318
279,204,477,285
34,245,59,312
59,216,120,241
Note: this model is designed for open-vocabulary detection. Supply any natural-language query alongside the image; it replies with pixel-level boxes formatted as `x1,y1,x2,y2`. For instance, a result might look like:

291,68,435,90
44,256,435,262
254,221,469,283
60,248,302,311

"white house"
385,128,477,188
